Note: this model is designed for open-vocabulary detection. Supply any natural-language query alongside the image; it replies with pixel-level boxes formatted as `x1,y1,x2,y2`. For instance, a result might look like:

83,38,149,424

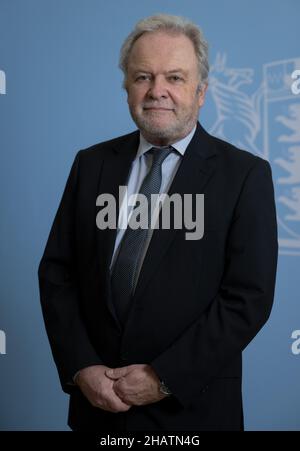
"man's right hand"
75,365,132,413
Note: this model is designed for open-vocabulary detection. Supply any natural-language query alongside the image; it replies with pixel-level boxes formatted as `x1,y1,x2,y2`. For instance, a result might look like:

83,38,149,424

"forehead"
128,31,198,72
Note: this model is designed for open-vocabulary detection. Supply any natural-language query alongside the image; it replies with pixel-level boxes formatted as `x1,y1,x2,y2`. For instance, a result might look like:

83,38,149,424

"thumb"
105,366,129,379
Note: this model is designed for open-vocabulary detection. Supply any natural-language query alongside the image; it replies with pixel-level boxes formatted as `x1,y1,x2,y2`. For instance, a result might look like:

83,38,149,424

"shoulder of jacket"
211,134,269,171
76,130,138,161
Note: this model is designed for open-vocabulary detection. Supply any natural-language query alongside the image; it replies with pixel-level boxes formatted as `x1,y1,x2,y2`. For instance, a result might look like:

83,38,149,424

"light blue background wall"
0,0,299,430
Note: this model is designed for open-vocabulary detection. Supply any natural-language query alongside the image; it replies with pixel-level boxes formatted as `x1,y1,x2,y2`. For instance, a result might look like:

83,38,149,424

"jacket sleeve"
38,151,103,393
150,158,278,408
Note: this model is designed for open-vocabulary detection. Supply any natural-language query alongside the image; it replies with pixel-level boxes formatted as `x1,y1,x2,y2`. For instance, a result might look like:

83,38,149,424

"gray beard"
130,109,199,144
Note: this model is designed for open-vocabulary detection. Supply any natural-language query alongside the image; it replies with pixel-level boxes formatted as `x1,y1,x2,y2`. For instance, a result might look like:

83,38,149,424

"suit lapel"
130,122,219,307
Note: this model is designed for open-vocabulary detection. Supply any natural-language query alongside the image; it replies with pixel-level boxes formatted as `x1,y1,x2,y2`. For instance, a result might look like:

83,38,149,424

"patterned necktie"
111,146,173,325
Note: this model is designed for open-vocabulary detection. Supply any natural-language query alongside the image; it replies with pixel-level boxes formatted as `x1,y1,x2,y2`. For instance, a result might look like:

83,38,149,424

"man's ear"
123,77,129,95
197,83,208,108
125,85,130,105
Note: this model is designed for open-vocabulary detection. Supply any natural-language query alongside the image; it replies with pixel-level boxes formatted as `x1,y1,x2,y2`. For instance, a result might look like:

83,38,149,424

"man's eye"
136,75,150,82
169,75,182,82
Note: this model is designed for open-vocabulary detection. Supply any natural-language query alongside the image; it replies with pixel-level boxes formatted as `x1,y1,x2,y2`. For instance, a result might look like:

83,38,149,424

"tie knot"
149,146,173,168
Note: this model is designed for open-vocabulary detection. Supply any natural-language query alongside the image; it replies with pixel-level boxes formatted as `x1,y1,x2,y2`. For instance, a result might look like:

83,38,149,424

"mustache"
142,104,174,110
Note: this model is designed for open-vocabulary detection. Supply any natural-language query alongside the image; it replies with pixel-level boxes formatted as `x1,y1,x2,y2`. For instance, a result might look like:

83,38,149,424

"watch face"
160,381,172,395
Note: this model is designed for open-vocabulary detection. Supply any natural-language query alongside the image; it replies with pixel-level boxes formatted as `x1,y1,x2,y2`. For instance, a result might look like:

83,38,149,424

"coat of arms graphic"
209,54,300,255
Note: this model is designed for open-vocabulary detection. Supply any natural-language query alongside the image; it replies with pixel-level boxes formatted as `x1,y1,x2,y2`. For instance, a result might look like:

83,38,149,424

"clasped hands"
75,364,167,413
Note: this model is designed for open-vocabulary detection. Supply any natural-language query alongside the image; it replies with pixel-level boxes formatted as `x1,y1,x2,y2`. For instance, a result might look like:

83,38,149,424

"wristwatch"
159,379,172,396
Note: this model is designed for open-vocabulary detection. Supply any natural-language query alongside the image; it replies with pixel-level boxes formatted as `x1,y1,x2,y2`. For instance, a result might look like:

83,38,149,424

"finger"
112,381,142,406
108,392,132,411
93,389,132,412
98,402,131,413
105,366,130,379
112,380,127,399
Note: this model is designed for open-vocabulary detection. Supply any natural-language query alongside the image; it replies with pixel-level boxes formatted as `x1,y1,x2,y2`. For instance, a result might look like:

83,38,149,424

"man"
38,14,278,431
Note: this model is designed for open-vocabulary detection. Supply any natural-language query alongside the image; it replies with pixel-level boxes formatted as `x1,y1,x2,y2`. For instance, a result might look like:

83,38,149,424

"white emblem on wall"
0,69,6,95
209,54,300,255
0,330,6,355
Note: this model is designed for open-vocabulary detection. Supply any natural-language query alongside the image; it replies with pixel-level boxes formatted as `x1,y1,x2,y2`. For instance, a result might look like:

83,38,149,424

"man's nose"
147,76,168,99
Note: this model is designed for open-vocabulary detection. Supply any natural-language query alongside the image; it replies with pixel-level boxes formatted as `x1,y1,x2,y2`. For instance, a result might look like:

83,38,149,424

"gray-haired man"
39,14,278,431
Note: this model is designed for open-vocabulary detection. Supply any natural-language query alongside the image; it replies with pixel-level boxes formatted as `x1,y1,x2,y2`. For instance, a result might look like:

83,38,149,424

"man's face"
126,31,207,145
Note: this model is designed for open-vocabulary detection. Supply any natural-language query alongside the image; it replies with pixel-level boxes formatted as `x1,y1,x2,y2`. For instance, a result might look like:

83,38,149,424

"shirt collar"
136,125,197,159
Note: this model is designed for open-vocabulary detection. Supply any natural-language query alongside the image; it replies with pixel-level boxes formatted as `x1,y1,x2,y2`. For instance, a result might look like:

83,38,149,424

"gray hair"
119,14,209,89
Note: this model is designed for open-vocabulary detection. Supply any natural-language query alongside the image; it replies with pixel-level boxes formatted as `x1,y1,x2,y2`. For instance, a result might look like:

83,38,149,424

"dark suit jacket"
38,122,278,431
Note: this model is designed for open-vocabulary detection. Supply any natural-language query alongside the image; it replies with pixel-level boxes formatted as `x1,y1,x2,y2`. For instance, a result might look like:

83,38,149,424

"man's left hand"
105,364,167,406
